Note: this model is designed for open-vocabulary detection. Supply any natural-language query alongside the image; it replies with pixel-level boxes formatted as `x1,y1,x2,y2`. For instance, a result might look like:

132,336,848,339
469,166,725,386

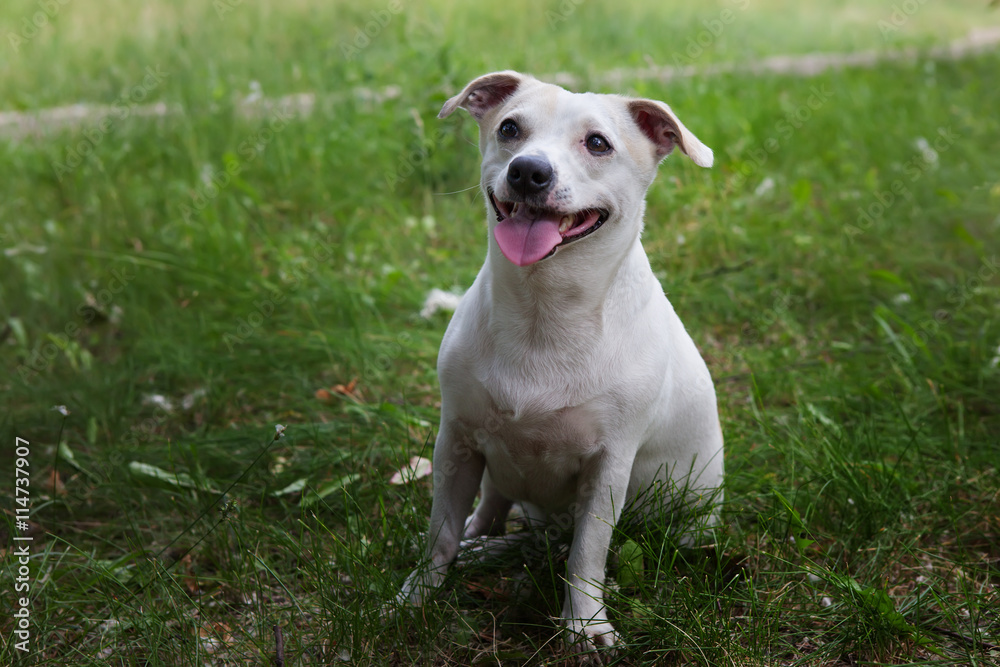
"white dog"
400,71,725,655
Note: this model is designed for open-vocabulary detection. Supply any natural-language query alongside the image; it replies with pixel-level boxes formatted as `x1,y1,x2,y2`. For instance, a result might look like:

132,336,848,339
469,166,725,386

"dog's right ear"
438,71,524,121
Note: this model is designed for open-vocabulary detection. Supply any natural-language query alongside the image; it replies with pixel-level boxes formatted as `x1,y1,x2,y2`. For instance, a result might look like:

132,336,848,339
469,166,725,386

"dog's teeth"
559,215,573,233
511,203,520,216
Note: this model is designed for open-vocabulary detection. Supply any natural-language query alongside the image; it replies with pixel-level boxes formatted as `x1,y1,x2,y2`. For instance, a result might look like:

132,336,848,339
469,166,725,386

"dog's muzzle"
488,189,608,267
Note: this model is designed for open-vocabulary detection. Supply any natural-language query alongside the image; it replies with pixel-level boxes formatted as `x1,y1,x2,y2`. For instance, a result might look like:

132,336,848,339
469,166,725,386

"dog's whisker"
433,183,481,196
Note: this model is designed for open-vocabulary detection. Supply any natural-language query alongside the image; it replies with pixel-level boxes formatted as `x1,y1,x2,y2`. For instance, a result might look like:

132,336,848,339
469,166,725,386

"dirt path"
1,27,998,139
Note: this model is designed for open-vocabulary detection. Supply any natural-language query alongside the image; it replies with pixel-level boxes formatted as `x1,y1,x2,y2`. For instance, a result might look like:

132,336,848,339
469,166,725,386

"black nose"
506,155,553,196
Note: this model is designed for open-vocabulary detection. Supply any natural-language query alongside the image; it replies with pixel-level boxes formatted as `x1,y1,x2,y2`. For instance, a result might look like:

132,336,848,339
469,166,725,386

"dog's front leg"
399,423,484,606
463,470,513,539
561,450,631,652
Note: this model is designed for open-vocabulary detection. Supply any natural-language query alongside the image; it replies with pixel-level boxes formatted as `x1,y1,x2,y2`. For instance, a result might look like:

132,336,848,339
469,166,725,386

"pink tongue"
494,216,563,266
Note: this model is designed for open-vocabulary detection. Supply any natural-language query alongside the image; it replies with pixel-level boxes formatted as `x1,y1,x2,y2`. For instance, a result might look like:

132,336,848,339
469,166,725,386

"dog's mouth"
488,190,609,267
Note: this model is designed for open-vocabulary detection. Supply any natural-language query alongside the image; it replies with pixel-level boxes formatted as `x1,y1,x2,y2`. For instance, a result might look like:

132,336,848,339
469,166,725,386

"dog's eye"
498,120,519,139
586,134,612,154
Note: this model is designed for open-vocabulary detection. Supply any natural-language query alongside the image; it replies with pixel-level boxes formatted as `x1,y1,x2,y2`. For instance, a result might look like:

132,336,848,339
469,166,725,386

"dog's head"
440,71,713,268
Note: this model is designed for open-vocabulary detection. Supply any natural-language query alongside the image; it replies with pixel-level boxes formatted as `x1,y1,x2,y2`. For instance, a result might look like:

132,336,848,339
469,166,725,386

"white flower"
142,394,174,413
914,137,938,166
754,177,775,197
199,163,215,188
243,80,264,105
181,387,207,410
420,288,464,319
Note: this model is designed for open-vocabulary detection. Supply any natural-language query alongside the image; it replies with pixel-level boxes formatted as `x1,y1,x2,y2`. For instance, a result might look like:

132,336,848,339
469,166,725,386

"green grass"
2,1,999,664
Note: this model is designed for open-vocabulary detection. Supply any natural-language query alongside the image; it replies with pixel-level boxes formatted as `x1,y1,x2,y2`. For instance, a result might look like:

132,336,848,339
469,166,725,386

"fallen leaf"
389,456,433,485
465,580,508,601
332,378,358,396
271,478,308,497
301,473,361,507
128,461,221,493
48,469,66,496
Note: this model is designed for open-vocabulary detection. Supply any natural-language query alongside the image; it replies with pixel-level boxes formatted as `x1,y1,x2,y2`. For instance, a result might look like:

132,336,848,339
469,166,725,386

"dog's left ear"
628,99,714,168
439,71,525,121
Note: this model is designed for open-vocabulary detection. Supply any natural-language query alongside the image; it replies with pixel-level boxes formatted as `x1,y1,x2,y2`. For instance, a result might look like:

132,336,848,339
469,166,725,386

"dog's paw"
381,569,437,622
398,567,444,607
562,617,618,664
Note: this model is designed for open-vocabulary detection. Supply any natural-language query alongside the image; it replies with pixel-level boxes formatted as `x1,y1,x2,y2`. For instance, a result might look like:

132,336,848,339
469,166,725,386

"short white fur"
399,70,724,656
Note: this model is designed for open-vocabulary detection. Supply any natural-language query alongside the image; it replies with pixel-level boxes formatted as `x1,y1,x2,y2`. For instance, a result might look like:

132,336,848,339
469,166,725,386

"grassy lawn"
2,0,999,664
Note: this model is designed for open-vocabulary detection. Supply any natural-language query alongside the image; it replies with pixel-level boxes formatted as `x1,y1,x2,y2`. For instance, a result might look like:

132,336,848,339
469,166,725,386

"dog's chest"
467,364,607,506
479,407,598,508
